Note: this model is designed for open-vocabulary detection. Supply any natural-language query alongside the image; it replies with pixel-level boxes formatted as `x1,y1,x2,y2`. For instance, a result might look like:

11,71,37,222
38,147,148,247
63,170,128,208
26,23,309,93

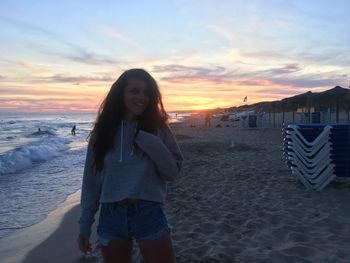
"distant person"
77,69,183,263
204,111,212,127
38,128,41,132
71,125,76,135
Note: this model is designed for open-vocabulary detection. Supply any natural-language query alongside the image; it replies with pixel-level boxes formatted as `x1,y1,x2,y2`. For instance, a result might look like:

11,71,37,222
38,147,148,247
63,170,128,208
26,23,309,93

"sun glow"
0,1,349,113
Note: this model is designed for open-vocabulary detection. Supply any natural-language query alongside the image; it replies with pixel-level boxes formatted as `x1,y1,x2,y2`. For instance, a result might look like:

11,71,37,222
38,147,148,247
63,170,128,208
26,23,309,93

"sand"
1,112,350,262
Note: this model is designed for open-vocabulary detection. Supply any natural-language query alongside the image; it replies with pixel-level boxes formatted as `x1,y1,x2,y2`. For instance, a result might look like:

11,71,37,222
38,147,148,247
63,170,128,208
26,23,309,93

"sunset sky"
0,0,349,113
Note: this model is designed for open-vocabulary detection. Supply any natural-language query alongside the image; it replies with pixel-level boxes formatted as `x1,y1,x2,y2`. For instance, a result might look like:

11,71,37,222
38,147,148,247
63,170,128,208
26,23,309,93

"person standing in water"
71,125,76,135
77,69,183,263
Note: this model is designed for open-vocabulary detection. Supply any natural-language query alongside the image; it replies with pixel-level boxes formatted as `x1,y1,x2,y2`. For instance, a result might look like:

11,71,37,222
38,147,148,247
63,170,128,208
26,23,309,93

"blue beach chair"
282,124,350,190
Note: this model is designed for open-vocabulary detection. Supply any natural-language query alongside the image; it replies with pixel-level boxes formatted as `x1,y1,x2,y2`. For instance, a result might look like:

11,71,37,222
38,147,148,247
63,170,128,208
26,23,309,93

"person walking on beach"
204,110,212,127
71,125,76,135
77,69,183,263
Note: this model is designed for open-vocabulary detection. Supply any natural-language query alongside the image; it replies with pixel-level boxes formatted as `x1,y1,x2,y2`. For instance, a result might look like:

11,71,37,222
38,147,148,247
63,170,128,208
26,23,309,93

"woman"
77,69,183,263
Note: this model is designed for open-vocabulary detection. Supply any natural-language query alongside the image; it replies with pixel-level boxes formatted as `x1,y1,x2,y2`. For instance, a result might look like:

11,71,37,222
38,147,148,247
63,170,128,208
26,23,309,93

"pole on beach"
273,103,276,128
282,101,285,125
347,81,350,123
336,98,339,123
308,107,311,124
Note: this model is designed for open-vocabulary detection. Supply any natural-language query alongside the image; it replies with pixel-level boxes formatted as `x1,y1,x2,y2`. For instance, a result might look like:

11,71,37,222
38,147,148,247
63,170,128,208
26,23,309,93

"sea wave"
0,137,71,175
27,130,57,136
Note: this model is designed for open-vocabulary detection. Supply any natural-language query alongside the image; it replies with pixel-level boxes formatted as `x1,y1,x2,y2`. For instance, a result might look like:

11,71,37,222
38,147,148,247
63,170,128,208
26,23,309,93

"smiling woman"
77,68,183,263
123,78,151,120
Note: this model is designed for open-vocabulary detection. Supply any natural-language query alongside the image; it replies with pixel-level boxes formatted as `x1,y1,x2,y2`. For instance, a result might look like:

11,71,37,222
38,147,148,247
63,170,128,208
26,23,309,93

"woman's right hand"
77,234,92,254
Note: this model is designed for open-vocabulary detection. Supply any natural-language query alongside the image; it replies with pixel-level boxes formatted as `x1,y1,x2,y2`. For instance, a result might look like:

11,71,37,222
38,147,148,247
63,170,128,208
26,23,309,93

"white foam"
0,137,71,175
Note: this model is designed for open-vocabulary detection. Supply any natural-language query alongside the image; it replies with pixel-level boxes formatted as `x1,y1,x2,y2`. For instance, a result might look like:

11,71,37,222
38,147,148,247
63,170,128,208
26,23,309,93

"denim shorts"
97,200,171,247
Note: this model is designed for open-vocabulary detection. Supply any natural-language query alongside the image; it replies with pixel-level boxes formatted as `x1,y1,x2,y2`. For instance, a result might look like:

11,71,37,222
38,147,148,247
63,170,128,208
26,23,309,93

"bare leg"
138,233,176,263
101,239,133,263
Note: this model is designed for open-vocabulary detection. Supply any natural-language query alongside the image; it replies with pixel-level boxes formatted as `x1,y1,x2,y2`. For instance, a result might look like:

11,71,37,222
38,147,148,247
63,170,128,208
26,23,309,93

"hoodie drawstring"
119,120,138,162
130,123,139,156
118,120,124,162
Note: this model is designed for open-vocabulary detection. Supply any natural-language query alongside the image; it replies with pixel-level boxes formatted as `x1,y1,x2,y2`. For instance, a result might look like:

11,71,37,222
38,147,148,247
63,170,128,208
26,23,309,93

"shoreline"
0,190,91,263
0,113,194,263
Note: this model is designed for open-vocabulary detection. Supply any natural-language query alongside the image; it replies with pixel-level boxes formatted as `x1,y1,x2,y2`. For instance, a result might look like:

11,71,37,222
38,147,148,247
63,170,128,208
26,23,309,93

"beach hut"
239,111,266,129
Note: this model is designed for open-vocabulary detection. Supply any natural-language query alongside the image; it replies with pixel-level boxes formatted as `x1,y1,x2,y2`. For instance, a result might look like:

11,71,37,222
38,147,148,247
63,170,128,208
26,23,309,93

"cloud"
255,87,310,95
46,74,113,84
0,97,99,113
265,64,302,75
153,64,283,86
0,71,114,85
0,16,121,66
214,48,293,67
153,64,238,84
0,16,56,37
99,25,140,46
0,85,88,97
17,61,37,71
42,48,120,66
271,77,342,88
218,44,350,68
297,50,350,67
206,24,235,43
0,87,23,94
154,63,347,92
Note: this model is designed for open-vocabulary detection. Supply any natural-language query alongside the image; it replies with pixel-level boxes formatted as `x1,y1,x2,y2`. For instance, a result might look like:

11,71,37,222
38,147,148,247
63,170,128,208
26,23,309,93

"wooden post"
348,82,350,123
347,93,350,122
336,98,339,123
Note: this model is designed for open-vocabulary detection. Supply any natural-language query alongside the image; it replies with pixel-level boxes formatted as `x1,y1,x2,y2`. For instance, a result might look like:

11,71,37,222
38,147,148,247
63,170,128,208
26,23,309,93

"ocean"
0,112,188,239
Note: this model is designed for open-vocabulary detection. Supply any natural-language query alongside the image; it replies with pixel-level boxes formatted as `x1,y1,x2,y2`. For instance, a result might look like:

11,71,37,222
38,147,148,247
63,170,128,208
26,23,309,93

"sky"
0,0,349,113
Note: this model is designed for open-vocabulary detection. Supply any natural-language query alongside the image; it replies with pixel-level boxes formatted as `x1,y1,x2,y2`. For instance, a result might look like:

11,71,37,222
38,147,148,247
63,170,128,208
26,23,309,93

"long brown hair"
87,69,168,174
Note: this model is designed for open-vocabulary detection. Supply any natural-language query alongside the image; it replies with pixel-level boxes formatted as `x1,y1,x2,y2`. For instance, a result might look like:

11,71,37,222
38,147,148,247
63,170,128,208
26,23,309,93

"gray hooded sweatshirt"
78,120,183,236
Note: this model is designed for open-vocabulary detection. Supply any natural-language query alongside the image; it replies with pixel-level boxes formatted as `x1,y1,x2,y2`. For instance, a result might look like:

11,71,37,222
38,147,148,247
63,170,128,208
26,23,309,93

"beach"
1,112,350,262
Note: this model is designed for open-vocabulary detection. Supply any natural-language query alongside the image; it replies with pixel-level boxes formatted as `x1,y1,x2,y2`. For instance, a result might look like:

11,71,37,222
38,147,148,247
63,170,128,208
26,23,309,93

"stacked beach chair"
283,124,350,190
